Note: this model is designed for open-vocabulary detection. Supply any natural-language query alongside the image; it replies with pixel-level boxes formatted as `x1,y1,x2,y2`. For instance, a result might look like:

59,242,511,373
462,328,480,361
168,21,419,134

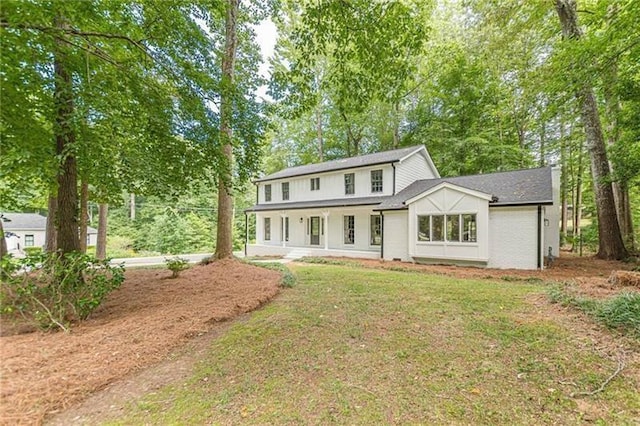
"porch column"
280,212,287,248
322,211,330,250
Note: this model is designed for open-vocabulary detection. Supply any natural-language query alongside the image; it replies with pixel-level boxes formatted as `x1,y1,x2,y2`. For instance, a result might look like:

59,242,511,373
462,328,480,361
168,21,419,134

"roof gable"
405,182,493,205
376,166,553,210
256,145,426,182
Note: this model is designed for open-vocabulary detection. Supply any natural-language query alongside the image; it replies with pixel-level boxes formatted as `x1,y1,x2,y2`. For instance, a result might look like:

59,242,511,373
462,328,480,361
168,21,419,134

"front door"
310,216,320,245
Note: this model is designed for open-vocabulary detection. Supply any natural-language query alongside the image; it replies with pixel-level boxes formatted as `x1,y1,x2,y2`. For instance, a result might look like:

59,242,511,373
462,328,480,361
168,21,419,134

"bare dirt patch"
0,259,281,425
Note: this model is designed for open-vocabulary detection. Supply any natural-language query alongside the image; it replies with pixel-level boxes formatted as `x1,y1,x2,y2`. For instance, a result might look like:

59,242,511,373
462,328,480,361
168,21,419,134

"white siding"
488,207,539,269
395,152,438,192
382,211,409,261
252,207,381,254
257,164,394,204
408,187,489,263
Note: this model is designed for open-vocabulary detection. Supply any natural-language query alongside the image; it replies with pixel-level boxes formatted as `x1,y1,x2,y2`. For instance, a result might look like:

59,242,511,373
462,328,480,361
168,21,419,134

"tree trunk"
130,193,136,221
603,61,634,251
214,0,239,260
79,180,88,253
572,140,584,253
45,194,58,253
316,103,323,162
560,123,568,245
554,0,627,260
54,14,79,255
393,102,401,149
96,203,108,260
0,218,7,260
538,121,546,167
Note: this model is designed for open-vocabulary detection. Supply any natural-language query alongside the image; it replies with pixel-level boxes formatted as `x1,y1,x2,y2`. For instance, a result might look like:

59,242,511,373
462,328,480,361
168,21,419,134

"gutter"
391,163,397,195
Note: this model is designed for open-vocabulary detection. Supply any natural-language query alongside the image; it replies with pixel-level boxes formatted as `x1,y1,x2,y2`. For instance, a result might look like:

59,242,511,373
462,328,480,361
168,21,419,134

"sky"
252,19,278,100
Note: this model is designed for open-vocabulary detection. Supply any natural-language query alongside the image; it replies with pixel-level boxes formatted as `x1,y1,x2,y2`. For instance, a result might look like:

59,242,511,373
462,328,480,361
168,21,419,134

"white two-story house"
245,145,560,269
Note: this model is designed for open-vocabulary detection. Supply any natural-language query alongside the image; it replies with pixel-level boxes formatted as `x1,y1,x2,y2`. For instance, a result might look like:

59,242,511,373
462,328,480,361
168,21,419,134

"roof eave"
254,160,400,183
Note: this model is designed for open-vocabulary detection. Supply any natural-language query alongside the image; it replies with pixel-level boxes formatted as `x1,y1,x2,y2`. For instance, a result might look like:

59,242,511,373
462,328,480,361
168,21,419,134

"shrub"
23,247,42,256
165,257,189,278
0,253,125,332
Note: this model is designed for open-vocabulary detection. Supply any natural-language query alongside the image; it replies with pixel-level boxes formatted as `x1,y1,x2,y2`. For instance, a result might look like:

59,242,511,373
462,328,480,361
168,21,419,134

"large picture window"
282,182,289,200
371,169,383,193
418,214,476,243
344,173,355,195
370,215,382,246
264,217,271,241
344,215,355,244
264,184,271,202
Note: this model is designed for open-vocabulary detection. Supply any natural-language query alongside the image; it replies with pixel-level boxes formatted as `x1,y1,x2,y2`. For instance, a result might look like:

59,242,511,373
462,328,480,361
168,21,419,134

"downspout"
391,163,397,195
537,205,542,269
380,211,384,260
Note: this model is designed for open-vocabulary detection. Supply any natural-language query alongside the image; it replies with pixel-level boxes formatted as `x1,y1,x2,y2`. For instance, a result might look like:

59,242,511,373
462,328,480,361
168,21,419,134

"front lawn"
110,264,639,425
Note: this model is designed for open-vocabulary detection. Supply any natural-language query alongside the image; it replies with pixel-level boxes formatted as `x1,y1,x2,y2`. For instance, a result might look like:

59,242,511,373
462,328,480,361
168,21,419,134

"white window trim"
416,212,478,245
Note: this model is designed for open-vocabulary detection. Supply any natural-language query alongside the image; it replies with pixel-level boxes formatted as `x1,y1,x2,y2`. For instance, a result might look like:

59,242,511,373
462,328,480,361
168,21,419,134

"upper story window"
371,169,383,193
310,177,320,191
344,173,355,195
264,184,272,202
282,182,289,200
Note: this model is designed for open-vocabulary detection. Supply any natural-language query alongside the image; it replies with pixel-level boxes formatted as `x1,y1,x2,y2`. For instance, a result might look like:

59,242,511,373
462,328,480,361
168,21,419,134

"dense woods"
1,0,638,260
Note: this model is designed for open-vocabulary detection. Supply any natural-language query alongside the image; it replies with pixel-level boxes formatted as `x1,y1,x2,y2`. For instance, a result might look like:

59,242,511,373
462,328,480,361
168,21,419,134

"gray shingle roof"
255,145,426,182
245,196,391,212
376,167,553,210
3,212,98,233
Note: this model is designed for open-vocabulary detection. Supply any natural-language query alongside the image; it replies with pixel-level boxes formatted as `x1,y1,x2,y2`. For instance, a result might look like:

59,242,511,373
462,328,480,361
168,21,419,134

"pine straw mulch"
0,259,281,426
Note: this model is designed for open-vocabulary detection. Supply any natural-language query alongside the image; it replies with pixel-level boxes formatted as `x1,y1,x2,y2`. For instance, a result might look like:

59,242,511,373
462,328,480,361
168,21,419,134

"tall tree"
215,0,240,259
554,0,627,260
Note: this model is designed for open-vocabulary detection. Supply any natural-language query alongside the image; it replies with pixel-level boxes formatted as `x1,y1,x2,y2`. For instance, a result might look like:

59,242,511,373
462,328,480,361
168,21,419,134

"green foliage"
165,257,189,279
23,247,42,256
1,253,125,331
547,283,639,338
247,261,296,288
596,293,640,336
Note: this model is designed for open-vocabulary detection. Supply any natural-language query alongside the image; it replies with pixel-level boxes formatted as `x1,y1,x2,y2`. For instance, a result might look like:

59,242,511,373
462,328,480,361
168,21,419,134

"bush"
23,247,42,256
0,253,125,331
165,257,189,278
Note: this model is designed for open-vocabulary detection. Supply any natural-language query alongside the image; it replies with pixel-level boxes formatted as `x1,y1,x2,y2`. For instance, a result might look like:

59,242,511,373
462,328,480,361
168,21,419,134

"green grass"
106,265,640,425
549,283,640,337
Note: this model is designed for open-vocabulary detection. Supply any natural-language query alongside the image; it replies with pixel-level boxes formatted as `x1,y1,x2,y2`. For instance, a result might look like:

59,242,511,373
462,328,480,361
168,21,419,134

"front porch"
245,205,384,260
246,244,381,260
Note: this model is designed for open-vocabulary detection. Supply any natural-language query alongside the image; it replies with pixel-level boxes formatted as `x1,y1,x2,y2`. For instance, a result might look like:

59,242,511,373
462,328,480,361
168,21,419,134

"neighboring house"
245,145,560,270
2,213,98,252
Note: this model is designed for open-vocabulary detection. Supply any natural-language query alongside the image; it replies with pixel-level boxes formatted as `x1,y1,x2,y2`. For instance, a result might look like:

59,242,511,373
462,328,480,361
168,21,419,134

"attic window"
311,177,320,191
